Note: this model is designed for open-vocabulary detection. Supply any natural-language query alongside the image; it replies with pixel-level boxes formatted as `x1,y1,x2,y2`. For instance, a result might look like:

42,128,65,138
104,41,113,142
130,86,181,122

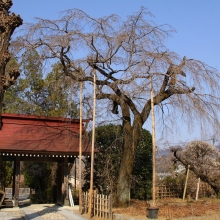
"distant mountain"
215,144,220,151
157,147,171,157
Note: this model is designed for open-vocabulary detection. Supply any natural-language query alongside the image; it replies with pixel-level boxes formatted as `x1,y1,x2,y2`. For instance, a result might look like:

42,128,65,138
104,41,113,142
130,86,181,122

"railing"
82,191,113,219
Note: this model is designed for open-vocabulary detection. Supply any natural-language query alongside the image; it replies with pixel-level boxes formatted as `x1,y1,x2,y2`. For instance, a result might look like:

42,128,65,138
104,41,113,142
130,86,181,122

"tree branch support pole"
150,75,157,206
88,73,96,218
195,177,200,201
183,165,190,201
79,81,83,214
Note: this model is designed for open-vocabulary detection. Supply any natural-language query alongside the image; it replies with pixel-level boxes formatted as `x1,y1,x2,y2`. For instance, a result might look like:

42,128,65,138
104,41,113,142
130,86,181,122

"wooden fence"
82,191,113,219
156,184,183,199
156,182,215,199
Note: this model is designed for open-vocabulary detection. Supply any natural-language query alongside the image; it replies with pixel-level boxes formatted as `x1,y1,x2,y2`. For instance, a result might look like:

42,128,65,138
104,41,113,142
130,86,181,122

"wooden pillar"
57,162,63,205
12,156,20,207
0,155,3,190
63,157,69,206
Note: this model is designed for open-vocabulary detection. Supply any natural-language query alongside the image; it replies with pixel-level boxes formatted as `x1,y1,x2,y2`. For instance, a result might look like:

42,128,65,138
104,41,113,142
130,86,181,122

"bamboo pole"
150,75,157,207
88,73,96,218
195,177,200,200
183,165,190,201
79,81,83,214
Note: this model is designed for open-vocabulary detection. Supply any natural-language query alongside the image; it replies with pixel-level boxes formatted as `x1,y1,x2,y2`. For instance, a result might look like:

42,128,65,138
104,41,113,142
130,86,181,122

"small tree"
172,141,220,195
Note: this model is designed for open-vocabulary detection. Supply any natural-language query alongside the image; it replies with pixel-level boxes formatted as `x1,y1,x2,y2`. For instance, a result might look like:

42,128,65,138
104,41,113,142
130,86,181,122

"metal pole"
79,82,83,213
88,73,96,218
150,75,157,206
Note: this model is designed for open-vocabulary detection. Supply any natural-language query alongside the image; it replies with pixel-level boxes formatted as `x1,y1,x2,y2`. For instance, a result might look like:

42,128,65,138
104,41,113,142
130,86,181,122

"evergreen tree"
23,162,53,203
131,129,152,200
83,124,123,194
83,124,152,200
3,50,79,117
0,161,13,190
43,62,78,117
3,49,45,114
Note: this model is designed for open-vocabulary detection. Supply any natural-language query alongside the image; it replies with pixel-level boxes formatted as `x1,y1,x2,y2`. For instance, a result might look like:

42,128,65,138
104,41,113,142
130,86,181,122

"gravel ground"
0,210,24,220
37,209,67,219
0,204,87,220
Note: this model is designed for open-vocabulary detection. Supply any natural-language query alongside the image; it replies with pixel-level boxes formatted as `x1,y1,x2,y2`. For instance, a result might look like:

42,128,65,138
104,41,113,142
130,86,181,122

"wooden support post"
12,156,20,207
183,165,190,201
63,157,69,206
150,75,157,207
88,73,96,218
79,81,83,213
195,177,200,200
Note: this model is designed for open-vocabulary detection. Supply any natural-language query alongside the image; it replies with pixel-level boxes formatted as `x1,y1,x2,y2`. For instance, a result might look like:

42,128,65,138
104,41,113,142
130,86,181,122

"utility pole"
88,73,96,218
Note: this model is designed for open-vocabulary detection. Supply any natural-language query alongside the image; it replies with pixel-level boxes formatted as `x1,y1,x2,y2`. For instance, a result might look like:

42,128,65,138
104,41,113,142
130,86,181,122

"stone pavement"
0,204,88,220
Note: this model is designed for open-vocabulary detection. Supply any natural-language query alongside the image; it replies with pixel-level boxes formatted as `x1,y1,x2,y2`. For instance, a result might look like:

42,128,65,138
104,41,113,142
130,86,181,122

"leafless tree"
0,0,22,127
172,141,220,195
13,8,220,207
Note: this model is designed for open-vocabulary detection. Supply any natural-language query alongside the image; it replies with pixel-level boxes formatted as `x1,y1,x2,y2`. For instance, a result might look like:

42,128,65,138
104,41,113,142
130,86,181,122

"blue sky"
11,0,220,145
11,0,220,70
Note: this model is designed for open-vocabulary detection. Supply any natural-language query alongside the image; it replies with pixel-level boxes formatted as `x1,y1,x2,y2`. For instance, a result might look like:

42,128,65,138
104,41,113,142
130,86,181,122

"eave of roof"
0,113,92,154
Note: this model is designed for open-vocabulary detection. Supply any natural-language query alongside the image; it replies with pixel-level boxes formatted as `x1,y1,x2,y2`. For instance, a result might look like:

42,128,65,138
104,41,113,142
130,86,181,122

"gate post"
12,155,20,207
57,161,63,205
63,157,69,206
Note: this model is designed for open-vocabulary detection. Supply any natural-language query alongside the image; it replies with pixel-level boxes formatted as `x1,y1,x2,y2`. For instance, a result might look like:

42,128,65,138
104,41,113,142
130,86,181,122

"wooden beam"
1,156,75,163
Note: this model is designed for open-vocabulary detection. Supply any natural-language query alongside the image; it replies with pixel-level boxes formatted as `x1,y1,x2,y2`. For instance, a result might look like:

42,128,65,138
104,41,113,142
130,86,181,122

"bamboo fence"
157,182,215,199
82,191,113,219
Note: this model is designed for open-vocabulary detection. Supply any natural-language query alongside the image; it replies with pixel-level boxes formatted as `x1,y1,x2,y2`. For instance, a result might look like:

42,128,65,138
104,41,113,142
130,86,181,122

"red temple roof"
0,113,91,155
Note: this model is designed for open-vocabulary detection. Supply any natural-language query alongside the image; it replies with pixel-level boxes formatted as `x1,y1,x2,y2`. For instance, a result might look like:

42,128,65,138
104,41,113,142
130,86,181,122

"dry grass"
113,198,220,219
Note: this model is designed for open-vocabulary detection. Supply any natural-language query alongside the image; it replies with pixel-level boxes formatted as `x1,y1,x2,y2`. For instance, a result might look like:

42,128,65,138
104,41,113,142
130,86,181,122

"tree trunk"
115,127,133,207
0,0,22,125
115,115,142,207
